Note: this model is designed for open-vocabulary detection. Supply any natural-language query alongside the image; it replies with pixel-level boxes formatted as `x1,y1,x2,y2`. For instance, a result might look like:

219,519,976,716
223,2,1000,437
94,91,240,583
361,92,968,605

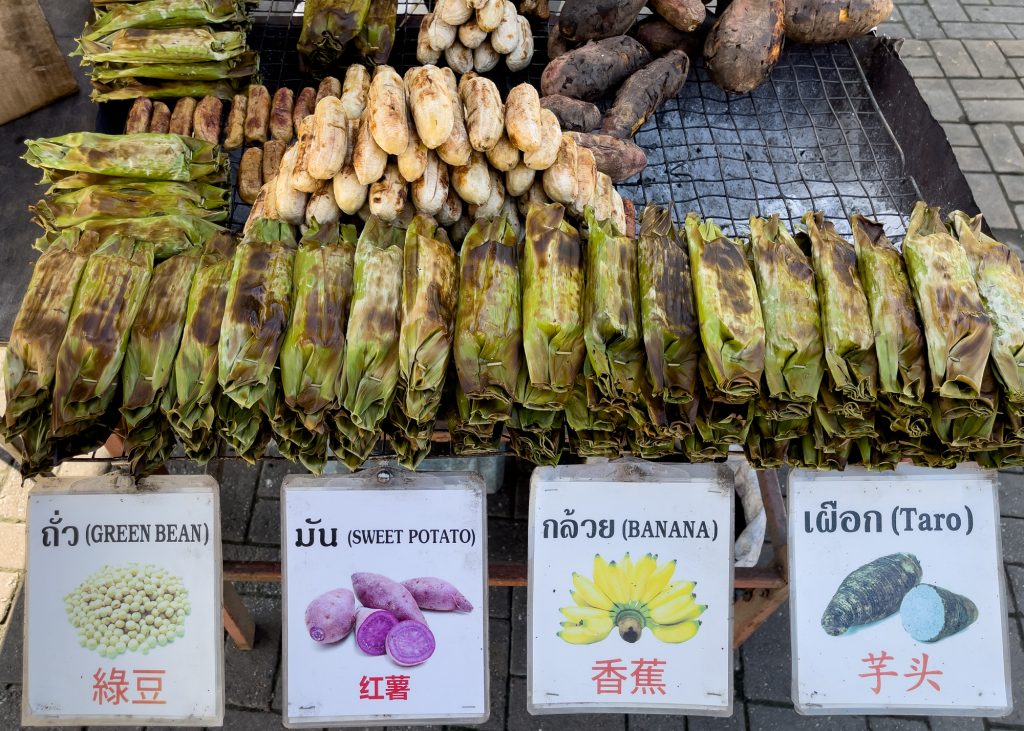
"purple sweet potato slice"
351,572,426,623
385,620,436,666
305,588,356,643
355,607,399,655
402,577,474,612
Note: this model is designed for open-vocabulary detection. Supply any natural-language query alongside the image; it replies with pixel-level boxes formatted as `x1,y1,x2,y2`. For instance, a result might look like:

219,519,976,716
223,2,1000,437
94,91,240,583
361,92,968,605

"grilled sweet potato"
559,0,647,42
649,0,705,32
540,36,651,101
633,16,712,57
566,131,647,181
547,21,576,59
602,49,690,138
704,0,784,93
784,0,893,43
540,95,601,132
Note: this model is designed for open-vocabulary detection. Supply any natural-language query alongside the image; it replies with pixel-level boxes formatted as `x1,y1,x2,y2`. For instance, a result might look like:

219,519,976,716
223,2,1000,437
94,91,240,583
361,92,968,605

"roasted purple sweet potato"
602,49,690,138
566,131,647,181
540,95,602,132
649,0,705,32
547,21,576,59
784,0,894,43
559,0,648,42
703,0,785,94
541,36,651,101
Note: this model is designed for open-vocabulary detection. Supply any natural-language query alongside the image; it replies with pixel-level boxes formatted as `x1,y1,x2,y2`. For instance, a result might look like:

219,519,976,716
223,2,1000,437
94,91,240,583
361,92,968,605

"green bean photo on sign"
821,553,922,636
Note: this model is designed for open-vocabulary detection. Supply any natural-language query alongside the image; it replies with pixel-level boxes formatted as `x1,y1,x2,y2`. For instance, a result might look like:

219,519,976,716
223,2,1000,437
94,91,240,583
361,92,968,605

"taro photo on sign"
528,462,734,716
789,464,1011,716
23,475,222,727
281,468,488,727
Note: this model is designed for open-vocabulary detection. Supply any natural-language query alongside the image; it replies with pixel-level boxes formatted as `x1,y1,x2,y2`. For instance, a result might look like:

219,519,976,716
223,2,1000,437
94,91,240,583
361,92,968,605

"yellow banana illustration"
558,623,609,644
640,559,676,604
572,572,614,611
593,554,616,601
648,580,697,609
629,553,658,602
560,605,613,623
651,596,706,625
649,619,701,643
604,561,630,604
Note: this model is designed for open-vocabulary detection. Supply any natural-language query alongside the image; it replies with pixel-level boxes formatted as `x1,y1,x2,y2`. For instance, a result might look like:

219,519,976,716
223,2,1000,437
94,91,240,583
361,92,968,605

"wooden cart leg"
732,585,789,648
222,580,256,650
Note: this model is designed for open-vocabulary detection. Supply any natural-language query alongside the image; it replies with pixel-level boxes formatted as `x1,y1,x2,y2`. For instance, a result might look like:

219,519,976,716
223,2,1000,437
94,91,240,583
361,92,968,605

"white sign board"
282,467,488,727
23,475,223,727
790,464,1011,716
528,461,734,715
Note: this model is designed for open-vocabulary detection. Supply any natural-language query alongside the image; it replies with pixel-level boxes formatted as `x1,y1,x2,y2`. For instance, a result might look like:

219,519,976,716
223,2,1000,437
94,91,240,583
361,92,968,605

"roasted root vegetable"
352,572,426,623
822,553,922,636
406,65,455,149
238,147,263,205
900,584,978,643
703,0,784,93
386,620,436,666
224,93,246,149
149,102,171,133
460,75,505,152
785,0,894,44
602,49,690,138
125,97,152,134
567,131,647,182
270,87,295,143
305,588,356,643
541,36,651,101
649,0,705,32
506,83,543,153
558,0,647,42
293,86,317,133
244,84,270,143
368,65,410,156
540,95,601,133
355,608,399,655
402,577,474,612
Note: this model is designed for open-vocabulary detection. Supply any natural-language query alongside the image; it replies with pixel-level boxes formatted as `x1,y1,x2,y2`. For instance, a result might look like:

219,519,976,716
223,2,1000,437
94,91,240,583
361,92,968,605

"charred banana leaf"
83,0,248,41
298,0,371,69
354,0,397,64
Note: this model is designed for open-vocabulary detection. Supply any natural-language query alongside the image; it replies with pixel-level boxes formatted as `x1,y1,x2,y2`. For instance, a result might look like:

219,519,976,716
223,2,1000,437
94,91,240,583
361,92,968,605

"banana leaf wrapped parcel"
298,0,371,69
90,53,258,82
508,371,564,465
218,218,295,410
446,376,504,456
90,79,239,102
684,213,764,405
24,132,227,182
34,214,226,260
748,214,824,420
77,28,249,64
852,214,929,438
563,373,625,458
950,211,1024,417
2,231,92,440
455,216,522,421
83,0,249,41
52,235,154,439
354,0,396,64
121,249,201,474
391,215,459,469
584,207,644,406
522,203,585,408
163,231,235,462
334,216,405,468
638,205,700,405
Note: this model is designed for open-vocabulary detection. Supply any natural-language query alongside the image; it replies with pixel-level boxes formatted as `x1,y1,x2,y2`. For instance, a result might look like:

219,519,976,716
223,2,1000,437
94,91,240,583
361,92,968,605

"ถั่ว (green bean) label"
789,464,1011,716
281,468,488,728
23,476,222,727
527,462,735,716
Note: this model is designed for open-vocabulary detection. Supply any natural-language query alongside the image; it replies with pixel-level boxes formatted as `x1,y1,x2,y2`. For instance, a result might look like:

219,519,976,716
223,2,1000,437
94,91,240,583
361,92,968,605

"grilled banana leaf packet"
522,202,585,409
950,211,1024,422
2,231,92,441
804,211,878,445
52,234,154,440
218,218,296,412
447,376,505,456
904,202,995,445
684,213,764,414
121,248,202,474
354,0,397,63
455,215,522,423
298,0,371,70
509,371,564,465
83,0,249,41
334,216,405,468
34,215,227,260
852,214,929,438
24,132,227,182
390,215,459,469
749,215,824,421
77,28,249,64
161,232,235,462
563,374,624,458
638,205,701,405
584,207,644,407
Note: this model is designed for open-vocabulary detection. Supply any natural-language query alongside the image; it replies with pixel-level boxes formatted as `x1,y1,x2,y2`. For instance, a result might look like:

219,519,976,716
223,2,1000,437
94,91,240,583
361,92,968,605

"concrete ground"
2,0,1024,729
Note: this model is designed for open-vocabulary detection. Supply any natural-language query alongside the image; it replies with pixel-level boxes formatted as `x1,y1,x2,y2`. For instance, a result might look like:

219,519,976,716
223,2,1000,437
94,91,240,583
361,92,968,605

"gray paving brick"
740,601,791,704
965,39,1016,77
867,718,928,731
904,56,944,77
931,39,981,76
0,590,22,685
489,517,527,563
929,717,984,731
900,39,934,57
1003,173,1024,200
965,172,1024,228
965,99,1024,123
510,586,527,676
926,0,970,21
1000,471,1024,517
942,21,1014,39
953,145,992,171
259,458,309,498
1010,56,1024,75
999,39,1024,56
901,4,946,38
993,618,1024,724
248,498,282,546
941,122,979,146
219,458,259,544
628,714,686,731
746,703,867,729
967,4,1024,23
480,618,511,731
1001,517,1024,564
914,78,966,122
1014,24,1024,40
978,124,1024,172
689,705,747,730
1016,203,1024,228
951,78,1024,99
879,22,911,39
507,676,627,731
223,707,287,730
1007,564,1023,614
490,586,512,619
225,594,282,710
